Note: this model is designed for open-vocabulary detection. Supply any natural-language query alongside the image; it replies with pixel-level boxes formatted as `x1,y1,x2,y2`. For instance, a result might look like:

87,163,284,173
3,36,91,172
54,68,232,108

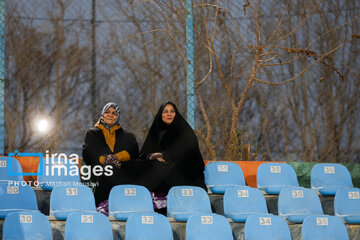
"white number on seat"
217,165,228,172
292,190,304,198
270,166,281,173
20,215,32,223
125,188,136,196
81,215,93,223
259,217,271,225
324,166,335,174
141,216,154,224
237,190,249,198
66,188,78,196
7,186,19,194
348,191,360,199
182,189,193,197
316,217,328,226
0,160,6,167
201,216,213,224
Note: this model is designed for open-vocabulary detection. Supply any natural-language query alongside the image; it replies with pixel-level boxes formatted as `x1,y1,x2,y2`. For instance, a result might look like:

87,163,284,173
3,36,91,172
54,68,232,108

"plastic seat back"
257,163,299,194
167,186,212,221
311,163,353,195
126,212,173,240
109,184,154,220
50,185,96,220
64,211,113,240
186,213,233,240
334,187,360,223
3,211,52,240
205,161,245,194
37,157,81,191
0,183,38,219
278,187,323,223
302,215,349,240
245,214,292,240
0,157,23,182
223,186,268,222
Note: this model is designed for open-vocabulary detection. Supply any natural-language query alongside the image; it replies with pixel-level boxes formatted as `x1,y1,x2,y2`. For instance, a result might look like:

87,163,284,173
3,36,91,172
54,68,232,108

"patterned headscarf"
100,102,120,128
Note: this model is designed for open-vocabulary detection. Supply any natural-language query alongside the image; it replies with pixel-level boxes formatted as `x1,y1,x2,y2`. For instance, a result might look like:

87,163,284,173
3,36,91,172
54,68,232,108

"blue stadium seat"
205,161,245,194
334,187,360,224
0,157,24,182
0,183,38,219
109,184,154,221
2,211,52,240
278,187,323,223
50,185,96,220
37,157,81,191
223,186,269,222
167,186,212,221
126,212,174,240
186,213,233,240
311,163,353,195
244,214,292,240
257,162,299,194
64,211,113,240
302,215,349,240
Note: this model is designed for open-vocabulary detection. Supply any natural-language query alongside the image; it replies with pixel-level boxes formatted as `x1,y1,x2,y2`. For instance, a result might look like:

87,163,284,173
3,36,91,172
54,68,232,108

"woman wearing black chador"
137,101,207,213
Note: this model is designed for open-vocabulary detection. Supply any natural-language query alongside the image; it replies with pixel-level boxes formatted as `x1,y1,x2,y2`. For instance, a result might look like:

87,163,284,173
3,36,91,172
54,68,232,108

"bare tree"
193,0,359,161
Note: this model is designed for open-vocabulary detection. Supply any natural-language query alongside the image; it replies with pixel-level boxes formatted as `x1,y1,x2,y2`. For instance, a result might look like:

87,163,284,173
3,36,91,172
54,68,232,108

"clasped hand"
149,152,166,163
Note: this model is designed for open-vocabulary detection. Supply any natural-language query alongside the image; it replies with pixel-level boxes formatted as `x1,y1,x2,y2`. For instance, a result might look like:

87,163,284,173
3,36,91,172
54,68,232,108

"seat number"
0,160,6,167
182,189,193,196
259,217,271,225
66,188,78,196
270,166,281,173
201,216,213,224
141,216,154,224
217,165,228,172
7,186,19,194
81,215,93,223
237,190,249,198
125,188,136,196
324,166,335,174
292,190,304,198
316,217,328,226
348,191,360,199
20,215,32,223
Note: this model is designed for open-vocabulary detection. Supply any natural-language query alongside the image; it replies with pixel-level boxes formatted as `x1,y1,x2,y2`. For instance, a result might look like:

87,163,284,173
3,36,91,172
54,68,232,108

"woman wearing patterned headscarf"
82,102,139,209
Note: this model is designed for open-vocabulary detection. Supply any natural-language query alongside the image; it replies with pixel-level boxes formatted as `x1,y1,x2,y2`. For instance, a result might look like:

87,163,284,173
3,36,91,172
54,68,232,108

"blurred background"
2,0,360,162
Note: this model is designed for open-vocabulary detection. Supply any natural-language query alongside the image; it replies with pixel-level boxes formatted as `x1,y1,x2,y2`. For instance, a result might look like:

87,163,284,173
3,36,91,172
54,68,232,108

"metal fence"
2,0,360,162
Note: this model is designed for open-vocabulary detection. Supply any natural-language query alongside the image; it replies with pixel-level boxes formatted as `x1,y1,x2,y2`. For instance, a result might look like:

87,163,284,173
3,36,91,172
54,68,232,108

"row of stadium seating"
1,183,359,223
1,157,355,196
0,184,353,239
1,157,359,239
2,209,350,240
205,161,354,195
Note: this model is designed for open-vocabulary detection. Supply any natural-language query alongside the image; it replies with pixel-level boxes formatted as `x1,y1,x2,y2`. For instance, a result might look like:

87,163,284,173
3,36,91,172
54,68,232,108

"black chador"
137,101,207,193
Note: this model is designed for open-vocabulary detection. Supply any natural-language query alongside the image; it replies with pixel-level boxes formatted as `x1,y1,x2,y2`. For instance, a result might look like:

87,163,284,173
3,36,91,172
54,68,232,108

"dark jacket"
82,127,139,205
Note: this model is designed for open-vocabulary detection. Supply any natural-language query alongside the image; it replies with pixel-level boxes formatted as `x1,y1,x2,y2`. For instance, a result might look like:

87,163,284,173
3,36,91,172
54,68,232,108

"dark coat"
137,102,207,193
82,127,139,205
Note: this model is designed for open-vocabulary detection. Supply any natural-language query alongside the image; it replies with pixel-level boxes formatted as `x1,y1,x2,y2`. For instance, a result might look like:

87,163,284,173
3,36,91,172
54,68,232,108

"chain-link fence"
3,0,360,162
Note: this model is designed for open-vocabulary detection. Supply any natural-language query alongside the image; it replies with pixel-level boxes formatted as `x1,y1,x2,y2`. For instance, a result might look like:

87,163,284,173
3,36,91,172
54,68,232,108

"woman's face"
162,104,176,125
103,107,118,125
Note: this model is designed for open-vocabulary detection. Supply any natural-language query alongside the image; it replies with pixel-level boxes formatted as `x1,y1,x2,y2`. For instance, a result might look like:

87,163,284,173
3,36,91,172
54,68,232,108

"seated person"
137,101,207,214
82,102,139,214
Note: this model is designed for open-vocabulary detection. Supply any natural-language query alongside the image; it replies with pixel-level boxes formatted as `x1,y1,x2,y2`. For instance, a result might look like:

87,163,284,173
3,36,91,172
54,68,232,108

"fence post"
0,0,5,155
186,0,194,129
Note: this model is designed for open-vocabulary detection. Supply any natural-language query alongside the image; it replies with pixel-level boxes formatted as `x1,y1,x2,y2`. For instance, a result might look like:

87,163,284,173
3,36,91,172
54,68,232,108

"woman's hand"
150,152,166,163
